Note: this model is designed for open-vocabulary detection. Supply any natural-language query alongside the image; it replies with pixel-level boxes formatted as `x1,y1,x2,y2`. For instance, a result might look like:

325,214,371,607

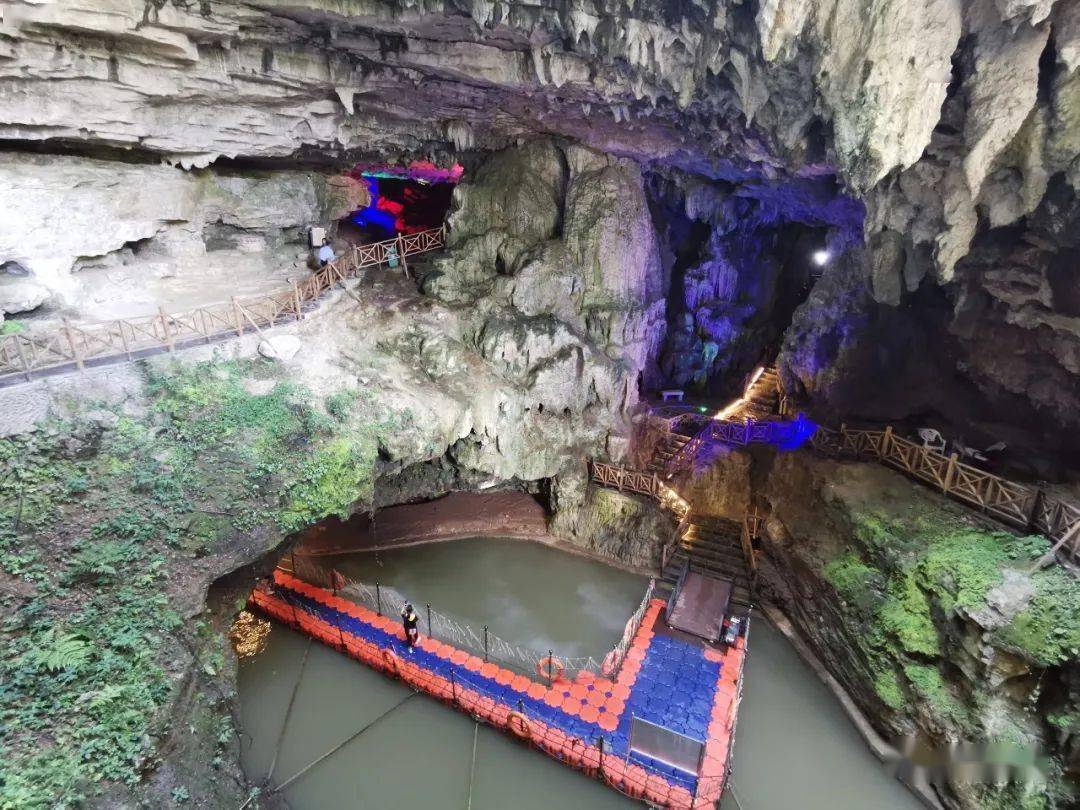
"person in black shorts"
400,602,419,651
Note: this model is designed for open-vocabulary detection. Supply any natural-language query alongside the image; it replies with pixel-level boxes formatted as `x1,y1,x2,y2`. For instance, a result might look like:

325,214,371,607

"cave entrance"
337,161,463,244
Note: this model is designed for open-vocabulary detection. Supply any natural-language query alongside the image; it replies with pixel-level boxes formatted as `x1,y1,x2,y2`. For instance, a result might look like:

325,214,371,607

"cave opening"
337,162,462,244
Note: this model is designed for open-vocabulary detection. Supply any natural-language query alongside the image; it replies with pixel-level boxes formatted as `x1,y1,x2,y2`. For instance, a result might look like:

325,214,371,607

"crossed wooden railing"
0,226,447,384
812,424,1080,565
660,414,816,477
588,460,690,517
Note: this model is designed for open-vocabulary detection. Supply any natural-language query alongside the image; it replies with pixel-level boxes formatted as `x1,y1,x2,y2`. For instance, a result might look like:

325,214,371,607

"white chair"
917,428,946,454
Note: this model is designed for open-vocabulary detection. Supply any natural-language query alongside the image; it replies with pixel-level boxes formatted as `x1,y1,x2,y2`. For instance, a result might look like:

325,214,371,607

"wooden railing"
589,460,690,517
0,226,447,383
740,508,765,584
813,424,1080,565
660,414,815,478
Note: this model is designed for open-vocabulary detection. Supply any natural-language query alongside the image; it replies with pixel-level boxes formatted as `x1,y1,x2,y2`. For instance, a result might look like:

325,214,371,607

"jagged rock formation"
425,138,665,400
1,0,1075,446
757,451,1080,809
1,1,1079,808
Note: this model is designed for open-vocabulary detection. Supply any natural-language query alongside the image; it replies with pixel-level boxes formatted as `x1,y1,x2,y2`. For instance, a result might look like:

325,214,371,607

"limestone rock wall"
549,466,677,569
426,138,666,407
1,0,1078,443
758,451,1080,808
0,153,367,320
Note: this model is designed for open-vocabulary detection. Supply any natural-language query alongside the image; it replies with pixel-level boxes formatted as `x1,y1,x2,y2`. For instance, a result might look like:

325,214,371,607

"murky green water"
238,537,922,808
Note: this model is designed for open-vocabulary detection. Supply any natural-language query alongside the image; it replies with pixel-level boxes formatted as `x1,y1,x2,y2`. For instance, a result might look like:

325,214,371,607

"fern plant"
22,629,92,673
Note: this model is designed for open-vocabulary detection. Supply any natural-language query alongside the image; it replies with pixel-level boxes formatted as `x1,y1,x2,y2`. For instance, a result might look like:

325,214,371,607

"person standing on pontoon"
400,602,419,651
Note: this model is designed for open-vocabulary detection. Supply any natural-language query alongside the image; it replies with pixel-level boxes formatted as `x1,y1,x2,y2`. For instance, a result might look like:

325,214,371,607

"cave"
337,163,461,243
1,3,1079,810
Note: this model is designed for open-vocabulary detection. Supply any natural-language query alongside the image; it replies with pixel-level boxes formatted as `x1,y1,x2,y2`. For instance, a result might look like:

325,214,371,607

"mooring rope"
728,779,749,810
265,636,312,784
271,691,417,794
465,721,479,810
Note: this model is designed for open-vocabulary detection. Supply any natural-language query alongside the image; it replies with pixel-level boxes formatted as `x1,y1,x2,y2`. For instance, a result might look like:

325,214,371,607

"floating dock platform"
251,570,745,808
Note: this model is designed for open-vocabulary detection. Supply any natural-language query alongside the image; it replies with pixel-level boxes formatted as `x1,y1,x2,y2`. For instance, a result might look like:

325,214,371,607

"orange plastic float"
526,682,547,700
560,695,583,716
490,704,510,727
623,764,650,798
603,697,625,717
668,785,695,808
561,738,585,768
579,704,600,724
543,689,564,708
600,756,626,790
579,744,601,773
494,668,515,686
568,682,590,701
464,655,484,672
479,661,499,678
597,712,619,732
585,688,606,708
450,649,469,666
510,674,532,692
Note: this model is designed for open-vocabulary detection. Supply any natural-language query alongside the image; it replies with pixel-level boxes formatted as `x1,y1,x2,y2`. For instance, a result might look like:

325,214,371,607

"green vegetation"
902,663,970,730
822,549,880,614
872,666,905,710
0,356,408,806
819,501,1080,751
996,567,1080,666
0,319,25,335
878,571,939,656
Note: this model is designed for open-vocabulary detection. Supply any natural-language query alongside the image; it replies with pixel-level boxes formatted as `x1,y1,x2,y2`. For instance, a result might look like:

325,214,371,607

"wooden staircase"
734,365,781,420
645,421,696,474
656,515,754,617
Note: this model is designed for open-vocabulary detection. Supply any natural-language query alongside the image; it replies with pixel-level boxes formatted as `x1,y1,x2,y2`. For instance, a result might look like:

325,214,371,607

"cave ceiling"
1,0,1079,452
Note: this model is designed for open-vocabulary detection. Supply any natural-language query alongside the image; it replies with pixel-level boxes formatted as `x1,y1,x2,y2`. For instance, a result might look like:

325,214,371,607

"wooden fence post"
1026,488,1044,532
13,334,32,381
118,320,134,357
158,308,175,353
397,233,410,279
232,298,244,337
942,452,958,492
293,283,303,321
882,425,893,457
744,418,754,445
61,319,84,370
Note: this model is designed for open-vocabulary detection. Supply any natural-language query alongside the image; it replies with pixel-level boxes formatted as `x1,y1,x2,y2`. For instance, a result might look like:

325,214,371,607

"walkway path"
0,227,446,386
640,369,1080,568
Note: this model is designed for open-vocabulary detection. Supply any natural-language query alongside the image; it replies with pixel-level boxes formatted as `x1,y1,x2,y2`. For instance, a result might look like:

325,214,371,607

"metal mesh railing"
342,579,603,679
287,554,653,682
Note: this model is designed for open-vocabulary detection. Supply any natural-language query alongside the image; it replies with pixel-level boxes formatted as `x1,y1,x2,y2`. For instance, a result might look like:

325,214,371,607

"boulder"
0,277,50,315
257,334,302,361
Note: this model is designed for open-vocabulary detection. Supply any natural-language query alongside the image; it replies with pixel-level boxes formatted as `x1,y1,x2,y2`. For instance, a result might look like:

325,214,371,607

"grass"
0,356,408,806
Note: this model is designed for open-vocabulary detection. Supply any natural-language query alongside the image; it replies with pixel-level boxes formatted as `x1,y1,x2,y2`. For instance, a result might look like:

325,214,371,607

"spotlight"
812,250,830,267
